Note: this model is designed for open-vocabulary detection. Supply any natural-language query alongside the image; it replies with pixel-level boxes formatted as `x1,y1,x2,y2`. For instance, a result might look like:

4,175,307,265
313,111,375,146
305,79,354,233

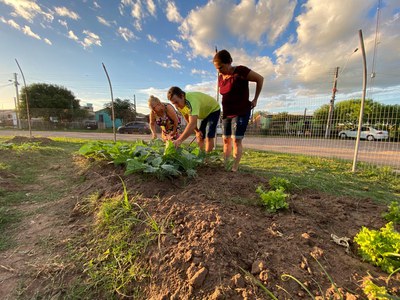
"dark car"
84,120,98,130
117,121,151,134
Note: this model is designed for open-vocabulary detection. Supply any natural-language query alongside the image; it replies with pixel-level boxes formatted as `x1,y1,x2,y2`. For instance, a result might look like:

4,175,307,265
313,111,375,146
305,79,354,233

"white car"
338,126,388,141
216,125,222,135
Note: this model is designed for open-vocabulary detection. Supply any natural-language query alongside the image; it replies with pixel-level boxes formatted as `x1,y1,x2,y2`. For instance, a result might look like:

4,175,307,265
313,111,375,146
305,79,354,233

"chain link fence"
1,96,399,172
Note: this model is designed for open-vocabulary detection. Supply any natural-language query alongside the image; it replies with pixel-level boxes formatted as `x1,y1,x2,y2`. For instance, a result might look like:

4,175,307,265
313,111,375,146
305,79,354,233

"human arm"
166,104,180,138
149,111,157,139
247,70,264,109
173,115,198,148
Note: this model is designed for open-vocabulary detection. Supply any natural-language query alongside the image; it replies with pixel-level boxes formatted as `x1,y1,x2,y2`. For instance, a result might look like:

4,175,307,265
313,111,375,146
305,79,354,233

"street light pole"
12,73,21,129
15,59,32,137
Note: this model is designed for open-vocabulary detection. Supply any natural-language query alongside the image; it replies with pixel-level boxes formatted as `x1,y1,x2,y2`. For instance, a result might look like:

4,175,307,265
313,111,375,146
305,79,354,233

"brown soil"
0,138,399,299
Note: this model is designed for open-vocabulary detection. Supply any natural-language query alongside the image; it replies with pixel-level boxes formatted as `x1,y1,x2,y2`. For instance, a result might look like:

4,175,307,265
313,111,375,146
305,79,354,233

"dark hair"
167,86,185,100
213,49,232,64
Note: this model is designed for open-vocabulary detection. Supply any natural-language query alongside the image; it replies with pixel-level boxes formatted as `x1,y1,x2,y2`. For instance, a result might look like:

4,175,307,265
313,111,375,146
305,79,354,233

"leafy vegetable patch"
79,139,217,179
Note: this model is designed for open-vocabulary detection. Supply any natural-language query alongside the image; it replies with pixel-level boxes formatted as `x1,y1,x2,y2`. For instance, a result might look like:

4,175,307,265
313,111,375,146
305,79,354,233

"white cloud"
167,39,183,52
179,0,296,57
118,26,136,42
22,25,40,40
131,1,142,19
229,0,296,45
191,69,213,78
93,1,101,9
1,17,21,30
97,16,111,26
58,19,68,28
147,34,158,43
0,0,53,22
166,1,182,23
81,30,102,48
68,30,79,41
156,57,182,69
146,0,156,17
119,0,157,32
0,15,55,46
54,6,80,20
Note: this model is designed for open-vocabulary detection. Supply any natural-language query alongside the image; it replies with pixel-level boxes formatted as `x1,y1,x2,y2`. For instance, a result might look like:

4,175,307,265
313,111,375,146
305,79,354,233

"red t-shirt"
218,65,251,118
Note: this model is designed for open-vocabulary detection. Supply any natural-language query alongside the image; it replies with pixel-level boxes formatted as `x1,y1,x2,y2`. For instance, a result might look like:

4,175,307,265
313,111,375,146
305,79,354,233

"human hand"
251,99,257,109
173,139,182,149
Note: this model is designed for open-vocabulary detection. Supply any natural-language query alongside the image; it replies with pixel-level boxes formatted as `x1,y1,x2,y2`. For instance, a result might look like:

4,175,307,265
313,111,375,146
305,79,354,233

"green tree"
19,83,85,121
104,98,136,123
314,99,376,128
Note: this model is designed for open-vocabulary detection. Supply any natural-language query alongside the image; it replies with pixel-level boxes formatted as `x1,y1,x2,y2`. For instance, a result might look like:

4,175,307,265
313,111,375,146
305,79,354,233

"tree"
104,98,136,124
313,98,400,133
19,83,86,121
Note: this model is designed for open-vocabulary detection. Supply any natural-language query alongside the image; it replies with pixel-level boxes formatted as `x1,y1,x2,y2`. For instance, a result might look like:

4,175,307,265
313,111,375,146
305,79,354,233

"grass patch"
0,207,21,250
0,138,84,251
75,188,161,298
240,150,400,203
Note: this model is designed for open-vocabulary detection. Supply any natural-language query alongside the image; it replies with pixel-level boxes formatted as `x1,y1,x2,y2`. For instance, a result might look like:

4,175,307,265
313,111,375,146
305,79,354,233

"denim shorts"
199,109,221,138
222,111,251,139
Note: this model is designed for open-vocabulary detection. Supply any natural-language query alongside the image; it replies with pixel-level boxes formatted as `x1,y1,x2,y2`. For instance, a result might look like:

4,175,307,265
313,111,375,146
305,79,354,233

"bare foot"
231,161,239,172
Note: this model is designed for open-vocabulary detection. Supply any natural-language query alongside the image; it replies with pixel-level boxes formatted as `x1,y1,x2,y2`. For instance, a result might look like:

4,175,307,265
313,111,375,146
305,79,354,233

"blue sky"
0,0,399,115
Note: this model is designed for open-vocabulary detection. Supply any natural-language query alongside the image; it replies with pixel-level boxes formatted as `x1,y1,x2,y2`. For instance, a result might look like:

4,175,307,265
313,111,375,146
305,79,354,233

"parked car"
117,121,151,134
338,126,388,141
216,124,222,135
84,120,98,130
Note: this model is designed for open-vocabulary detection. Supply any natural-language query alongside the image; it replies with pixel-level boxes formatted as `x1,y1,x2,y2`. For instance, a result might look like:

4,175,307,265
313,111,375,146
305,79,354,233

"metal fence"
1,97,399,172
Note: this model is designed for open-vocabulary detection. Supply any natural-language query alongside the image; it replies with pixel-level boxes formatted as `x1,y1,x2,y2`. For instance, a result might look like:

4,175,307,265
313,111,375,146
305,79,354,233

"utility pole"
325,67,339,139
12,73,21,129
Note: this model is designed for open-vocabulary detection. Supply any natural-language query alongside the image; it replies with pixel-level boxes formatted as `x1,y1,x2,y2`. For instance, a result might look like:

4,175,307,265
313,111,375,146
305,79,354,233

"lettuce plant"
354,222,400,274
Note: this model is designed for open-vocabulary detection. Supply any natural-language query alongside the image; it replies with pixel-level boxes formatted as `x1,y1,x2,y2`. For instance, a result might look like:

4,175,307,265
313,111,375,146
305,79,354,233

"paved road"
1,129,399,169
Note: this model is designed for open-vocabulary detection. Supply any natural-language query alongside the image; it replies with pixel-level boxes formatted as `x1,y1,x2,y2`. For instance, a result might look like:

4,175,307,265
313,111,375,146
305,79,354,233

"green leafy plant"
354,222,400,273
383,202,400,224
78,139,209,179
269,176,292,191
256,186,289,212
362,278,391,300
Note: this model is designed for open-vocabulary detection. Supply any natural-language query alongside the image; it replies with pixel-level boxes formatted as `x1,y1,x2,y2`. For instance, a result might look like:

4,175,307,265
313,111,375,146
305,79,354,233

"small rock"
251,260,266,274
310,246,324,259
184,250,193,262
186,263,197,279
210,287,224,300
231,273,245,288
189,267,208,288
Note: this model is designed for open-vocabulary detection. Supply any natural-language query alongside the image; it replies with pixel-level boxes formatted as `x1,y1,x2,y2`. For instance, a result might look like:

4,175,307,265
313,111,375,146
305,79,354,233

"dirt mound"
73,162,399,299
5,136,54,145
